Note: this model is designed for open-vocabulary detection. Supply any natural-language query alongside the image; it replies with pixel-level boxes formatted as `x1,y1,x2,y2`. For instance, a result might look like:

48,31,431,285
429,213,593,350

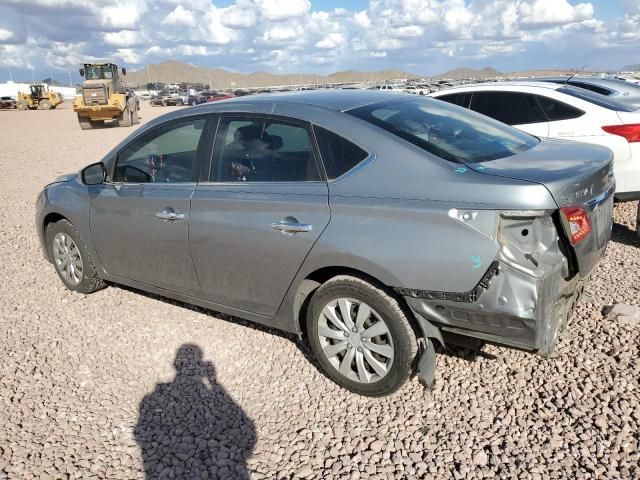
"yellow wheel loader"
73,62,140,130
16,85,64,110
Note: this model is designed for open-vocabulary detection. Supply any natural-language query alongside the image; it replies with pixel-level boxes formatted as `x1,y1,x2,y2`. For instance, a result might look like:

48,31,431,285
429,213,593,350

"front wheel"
45,220,106,294
306,275,418,396
16,100,28,110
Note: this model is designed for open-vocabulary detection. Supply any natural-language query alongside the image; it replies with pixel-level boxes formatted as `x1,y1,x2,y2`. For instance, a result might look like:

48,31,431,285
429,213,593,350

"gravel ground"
0,103,639,480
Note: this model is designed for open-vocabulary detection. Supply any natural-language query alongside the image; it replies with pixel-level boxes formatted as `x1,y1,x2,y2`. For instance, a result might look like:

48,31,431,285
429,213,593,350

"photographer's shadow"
134,344,256,479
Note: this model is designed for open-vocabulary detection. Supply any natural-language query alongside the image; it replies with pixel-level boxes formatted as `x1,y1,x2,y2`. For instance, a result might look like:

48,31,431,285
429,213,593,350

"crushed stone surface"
0,104,638,479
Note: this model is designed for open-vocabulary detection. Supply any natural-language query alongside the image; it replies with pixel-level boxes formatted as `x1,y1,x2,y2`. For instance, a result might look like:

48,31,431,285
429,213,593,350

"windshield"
85,65,114,81
347,98,539,164
558,86,637,112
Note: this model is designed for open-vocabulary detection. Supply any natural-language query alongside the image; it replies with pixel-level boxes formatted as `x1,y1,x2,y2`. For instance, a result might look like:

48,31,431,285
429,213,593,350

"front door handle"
155,209,185,221
271,220,312,234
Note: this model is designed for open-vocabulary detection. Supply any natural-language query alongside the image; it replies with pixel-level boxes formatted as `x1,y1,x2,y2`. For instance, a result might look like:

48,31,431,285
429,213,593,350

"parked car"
431,82,640,212
150,91,183,107
403,86,429,95
183,94,208,106
535,76,640,108
206,92,234,103
0,96,15,109
377,84,404,92
36,91,614,396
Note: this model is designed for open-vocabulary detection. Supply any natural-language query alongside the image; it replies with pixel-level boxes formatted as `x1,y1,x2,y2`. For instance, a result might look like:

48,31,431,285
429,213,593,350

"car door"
189,114,330,316
469,91,550,137
89,116,213,296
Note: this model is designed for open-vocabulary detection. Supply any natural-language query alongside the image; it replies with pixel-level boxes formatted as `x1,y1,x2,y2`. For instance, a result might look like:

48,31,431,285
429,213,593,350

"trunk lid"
469,138,615,276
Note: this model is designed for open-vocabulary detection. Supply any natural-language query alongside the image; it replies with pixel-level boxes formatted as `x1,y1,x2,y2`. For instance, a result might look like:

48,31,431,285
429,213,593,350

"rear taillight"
560,207,592,246
602,123,640,142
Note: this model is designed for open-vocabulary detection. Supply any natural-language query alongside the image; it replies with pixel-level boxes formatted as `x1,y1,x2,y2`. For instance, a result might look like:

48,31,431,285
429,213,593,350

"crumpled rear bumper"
402,259,586,356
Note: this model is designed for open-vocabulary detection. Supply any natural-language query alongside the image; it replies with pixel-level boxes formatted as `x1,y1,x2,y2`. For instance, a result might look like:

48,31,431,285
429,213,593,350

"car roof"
200,89,411,112
534,76,640,92
432,81,563,94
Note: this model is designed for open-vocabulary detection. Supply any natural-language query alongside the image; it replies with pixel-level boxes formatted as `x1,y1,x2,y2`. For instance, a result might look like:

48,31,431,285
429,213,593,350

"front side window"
114,118,207,183
469,92,547,125
210,117,320,182
348,98,539,164
437,92,471,108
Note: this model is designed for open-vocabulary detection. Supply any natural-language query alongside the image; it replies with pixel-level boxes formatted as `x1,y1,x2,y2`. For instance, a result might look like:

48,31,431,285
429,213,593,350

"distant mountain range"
125,61,418,88
622,64,640,71
123,61,615,89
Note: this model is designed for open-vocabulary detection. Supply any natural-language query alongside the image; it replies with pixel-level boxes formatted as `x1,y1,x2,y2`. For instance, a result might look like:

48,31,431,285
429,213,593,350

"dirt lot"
0,102,639,480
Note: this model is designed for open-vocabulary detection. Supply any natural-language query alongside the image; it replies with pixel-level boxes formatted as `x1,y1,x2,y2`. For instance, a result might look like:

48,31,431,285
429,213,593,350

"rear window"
568,81,612,96
348,98,539,164
557,86,637,112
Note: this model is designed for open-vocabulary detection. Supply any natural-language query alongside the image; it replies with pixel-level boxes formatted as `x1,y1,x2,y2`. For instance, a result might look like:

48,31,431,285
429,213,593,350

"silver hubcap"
317,298,394,384
52,232,84,286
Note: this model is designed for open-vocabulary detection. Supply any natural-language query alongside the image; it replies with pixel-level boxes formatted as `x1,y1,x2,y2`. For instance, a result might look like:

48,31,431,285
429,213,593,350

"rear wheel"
38,99,52,110
306,275,418,396
45,220,106,294
16,100,28,110
118,107,132,127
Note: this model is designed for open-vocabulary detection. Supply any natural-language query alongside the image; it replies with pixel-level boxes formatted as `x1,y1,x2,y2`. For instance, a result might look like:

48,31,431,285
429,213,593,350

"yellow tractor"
73,61,140,130
16,85,64,110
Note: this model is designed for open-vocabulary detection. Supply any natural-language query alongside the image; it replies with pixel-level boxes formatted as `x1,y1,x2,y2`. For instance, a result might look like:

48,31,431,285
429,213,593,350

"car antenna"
565,64,587,84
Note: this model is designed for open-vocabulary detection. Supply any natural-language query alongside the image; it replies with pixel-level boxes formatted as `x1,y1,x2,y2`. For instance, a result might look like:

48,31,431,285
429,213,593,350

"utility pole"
209,69,212,90
49,69,54,86
8,65,13,82
147,64,151,85
68,68,72,87
31,69,35,84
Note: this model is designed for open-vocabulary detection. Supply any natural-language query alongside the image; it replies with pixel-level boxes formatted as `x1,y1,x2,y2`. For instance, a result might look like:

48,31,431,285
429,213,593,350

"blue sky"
1,0,639,83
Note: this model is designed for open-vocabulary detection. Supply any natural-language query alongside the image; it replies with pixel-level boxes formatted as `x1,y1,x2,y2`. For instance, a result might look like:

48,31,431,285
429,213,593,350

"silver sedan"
36,91,614,396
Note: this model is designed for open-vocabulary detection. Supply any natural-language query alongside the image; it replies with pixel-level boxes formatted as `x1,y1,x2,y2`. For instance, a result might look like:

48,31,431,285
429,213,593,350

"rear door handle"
155,210,185,221
271,221,312,234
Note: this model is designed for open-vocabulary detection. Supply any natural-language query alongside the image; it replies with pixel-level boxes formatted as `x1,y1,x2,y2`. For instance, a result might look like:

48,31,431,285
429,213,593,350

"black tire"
191,100,197,106
45,219,106,294
78,115,93,130
306,275,418,396
38,99,52,110
118,107,132,127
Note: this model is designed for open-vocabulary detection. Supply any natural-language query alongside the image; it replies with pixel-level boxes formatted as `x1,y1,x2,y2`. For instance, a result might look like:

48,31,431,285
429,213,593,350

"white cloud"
255,0,310,21
519,0,594,26
0,28,13,41
316,33,345,49
163,5,196,27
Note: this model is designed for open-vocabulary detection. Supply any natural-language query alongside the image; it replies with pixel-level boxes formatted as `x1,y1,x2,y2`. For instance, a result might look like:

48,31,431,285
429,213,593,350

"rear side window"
210,117,321,182
314,126,369,179
469,92,547,125
557,86,637,112
535,95,585,121
436,93,470,107
348,98,539,164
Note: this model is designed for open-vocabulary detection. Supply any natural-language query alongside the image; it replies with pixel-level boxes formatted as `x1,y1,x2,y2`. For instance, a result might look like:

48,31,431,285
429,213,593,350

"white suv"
430,82,640,207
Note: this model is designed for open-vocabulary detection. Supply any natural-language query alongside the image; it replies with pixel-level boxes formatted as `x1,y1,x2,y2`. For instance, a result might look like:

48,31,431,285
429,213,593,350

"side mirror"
82,162,106,185
121,67,127,76
79,68,85,77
